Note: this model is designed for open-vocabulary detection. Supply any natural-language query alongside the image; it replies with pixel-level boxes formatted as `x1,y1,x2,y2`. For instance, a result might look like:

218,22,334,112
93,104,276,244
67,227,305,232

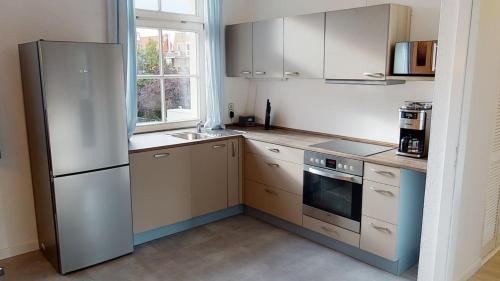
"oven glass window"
303,171,362,221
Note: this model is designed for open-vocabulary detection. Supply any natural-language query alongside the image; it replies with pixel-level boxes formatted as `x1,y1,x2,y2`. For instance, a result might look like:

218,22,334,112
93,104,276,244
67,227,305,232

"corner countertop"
129,126,427,173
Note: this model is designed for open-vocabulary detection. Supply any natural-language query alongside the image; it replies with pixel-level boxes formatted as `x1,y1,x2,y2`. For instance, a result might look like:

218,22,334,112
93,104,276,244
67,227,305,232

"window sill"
134,119,200,134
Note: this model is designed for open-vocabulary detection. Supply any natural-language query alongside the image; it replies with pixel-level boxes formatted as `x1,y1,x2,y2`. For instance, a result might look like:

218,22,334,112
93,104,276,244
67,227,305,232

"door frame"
417,0,474,280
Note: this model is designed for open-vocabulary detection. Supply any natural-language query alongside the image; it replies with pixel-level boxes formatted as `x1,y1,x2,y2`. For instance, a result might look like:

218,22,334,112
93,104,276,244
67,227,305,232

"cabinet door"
130,147,191,234
253,18,284,78
228,139,241,207
191,141,229,217
225,23,253,77
325,5,390,80
284,13,325,79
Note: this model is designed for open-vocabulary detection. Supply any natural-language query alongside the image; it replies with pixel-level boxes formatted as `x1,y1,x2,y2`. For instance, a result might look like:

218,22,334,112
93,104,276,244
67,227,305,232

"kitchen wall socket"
228,103,234,111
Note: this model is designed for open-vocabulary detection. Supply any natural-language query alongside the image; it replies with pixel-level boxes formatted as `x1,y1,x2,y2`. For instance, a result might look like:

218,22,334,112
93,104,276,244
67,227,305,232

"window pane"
136,28,160,75
135,0,159,11
161,0,196,15
162,30,197,75
137,79,162,123
164,78,198,122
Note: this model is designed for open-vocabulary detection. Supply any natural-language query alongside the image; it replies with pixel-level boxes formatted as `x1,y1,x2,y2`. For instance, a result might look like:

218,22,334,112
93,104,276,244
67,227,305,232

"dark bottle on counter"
264,99,271,130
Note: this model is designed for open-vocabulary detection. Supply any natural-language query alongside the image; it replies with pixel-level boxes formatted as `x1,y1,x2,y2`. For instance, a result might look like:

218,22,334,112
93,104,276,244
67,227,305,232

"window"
135,0,204,132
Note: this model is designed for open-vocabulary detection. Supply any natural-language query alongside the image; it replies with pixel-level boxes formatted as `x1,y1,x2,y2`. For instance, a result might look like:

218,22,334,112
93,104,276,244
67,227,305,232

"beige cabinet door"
130,147,191,234
325,5,390,80
228,139,241,207
191,141,229,217
253,18,284,78
284,13,325,79
225,23,253,77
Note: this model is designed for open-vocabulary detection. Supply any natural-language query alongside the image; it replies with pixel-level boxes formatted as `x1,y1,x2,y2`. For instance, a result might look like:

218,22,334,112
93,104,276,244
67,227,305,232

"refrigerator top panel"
39,41,129,176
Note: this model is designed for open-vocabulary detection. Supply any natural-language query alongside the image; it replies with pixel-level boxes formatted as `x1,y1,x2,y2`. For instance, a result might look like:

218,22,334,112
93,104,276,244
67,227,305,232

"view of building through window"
135,0,201,127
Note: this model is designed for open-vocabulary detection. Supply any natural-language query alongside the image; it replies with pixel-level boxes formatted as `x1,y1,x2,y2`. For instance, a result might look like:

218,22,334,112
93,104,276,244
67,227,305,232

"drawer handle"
212,144,226,149
264,188,278,196
153,153,170,158
266,163,280,168
371,169,395,177
284,71,300,76
321,226,339,236
363,72,385,78
266,147,280,153
240,70,252,75
370,223,392,234
255,71,266,75
369,187,395,197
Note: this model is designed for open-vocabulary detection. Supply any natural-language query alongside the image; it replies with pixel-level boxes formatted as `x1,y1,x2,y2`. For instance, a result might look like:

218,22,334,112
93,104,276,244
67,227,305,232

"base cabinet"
131,138,242,234
130,147,191,234
191,141,229,217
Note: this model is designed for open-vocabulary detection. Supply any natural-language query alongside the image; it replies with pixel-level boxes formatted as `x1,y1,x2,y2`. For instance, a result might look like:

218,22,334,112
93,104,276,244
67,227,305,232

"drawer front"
303,215,360,247
244,180,268,213
360,216,398,261
362,180,400,224
245,180,303,225
245,153,303,195
246,139,304,164
364,163,401,187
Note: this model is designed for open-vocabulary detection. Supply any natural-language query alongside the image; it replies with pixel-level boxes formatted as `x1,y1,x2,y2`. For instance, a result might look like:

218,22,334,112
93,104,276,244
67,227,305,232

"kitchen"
0,1,499,281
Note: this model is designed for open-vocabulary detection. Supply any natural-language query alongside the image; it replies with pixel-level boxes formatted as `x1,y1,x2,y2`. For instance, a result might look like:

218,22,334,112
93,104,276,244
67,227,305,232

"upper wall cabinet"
253,18,284,78
284,13,325,79
324,4,411,80
225,23,253,78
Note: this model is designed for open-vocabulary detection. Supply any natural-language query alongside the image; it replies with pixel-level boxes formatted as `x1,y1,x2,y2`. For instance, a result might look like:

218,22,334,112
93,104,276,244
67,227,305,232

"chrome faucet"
196,121,204,133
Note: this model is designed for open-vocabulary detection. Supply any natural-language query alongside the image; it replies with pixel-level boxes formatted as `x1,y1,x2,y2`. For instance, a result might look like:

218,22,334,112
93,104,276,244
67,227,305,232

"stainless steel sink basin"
169,132,212,140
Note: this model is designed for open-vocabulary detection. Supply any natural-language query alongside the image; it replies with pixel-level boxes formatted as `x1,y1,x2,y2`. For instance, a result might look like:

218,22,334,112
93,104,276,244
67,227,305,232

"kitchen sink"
169,132,212,141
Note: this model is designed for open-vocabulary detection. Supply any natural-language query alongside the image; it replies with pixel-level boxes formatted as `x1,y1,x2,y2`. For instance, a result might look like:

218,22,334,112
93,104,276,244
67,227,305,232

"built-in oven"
303,151,364,233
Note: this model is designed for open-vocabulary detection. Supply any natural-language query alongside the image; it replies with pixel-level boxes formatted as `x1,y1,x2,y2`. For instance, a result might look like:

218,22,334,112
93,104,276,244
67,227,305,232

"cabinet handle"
363,72,385,78
266,147,280,153
369,187,395,197
321,226,339,236
212,144,226,149
284,71,300,76
266,163,280,168
432,42,438,72
255,71,266,75
370,169,395,177
231,142,236,157
153,153,170,158
264,188,278,196
370,223,392,234
240,70,252,75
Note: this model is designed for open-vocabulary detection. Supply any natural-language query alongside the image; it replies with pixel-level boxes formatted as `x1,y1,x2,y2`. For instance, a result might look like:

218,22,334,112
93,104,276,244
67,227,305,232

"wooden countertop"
129,126,427,173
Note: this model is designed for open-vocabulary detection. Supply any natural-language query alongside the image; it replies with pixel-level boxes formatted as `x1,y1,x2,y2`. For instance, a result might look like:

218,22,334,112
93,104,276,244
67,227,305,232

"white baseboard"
482,245,500,265
456,258,482,281
0,241,39,260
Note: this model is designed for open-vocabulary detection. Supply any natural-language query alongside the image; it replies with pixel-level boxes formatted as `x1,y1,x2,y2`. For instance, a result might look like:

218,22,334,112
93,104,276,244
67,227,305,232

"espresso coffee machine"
397,102,432,158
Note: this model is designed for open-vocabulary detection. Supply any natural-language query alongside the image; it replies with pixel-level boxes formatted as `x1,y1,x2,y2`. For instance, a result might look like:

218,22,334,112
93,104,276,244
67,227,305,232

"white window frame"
134,0,206,133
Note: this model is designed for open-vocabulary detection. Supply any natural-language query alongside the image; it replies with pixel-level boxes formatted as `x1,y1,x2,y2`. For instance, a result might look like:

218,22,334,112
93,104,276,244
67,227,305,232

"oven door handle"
305,167,362,184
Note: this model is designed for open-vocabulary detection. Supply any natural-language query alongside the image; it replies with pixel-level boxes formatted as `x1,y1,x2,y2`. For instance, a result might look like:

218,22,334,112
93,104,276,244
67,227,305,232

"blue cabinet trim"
133,205,244,246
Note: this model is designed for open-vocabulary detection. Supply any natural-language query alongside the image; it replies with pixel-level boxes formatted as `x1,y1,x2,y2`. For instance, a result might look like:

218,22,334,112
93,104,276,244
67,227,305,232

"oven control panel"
304,151,364,177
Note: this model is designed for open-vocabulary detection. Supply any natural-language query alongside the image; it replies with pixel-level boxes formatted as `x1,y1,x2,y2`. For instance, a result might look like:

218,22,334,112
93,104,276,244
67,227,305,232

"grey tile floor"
0,215,418,281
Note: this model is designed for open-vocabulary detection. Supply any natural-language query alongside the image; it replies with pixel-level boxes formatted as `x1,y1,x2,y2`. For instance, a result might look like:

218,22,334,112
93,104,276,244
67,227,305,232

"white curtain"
204,0,225,130
108,0,137,138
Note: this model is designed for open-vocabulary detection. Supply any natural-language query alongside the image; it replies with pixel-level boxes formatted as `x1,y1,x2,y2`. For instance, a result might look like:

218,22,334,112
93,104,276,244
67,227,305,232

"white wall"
0,0,108,260
222,0,440,144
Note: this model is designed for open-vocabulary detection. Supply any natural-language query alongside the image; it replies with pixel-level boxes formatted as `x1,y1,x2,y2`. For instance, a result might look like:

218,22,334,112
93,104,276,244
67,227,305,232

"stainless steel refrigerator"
18,41,133,274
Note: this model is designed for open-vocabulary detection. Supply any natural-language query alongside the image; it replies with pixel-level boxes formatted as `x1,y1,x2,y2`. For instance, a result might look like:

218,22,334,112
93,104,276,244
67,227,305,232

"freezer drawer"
53,166,133,273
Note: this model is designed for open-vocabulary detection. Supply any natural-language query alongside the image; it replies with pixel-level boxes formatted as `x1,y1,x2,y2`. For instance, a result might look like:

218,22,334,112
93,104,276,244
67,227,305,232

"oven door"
303,165,363,233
